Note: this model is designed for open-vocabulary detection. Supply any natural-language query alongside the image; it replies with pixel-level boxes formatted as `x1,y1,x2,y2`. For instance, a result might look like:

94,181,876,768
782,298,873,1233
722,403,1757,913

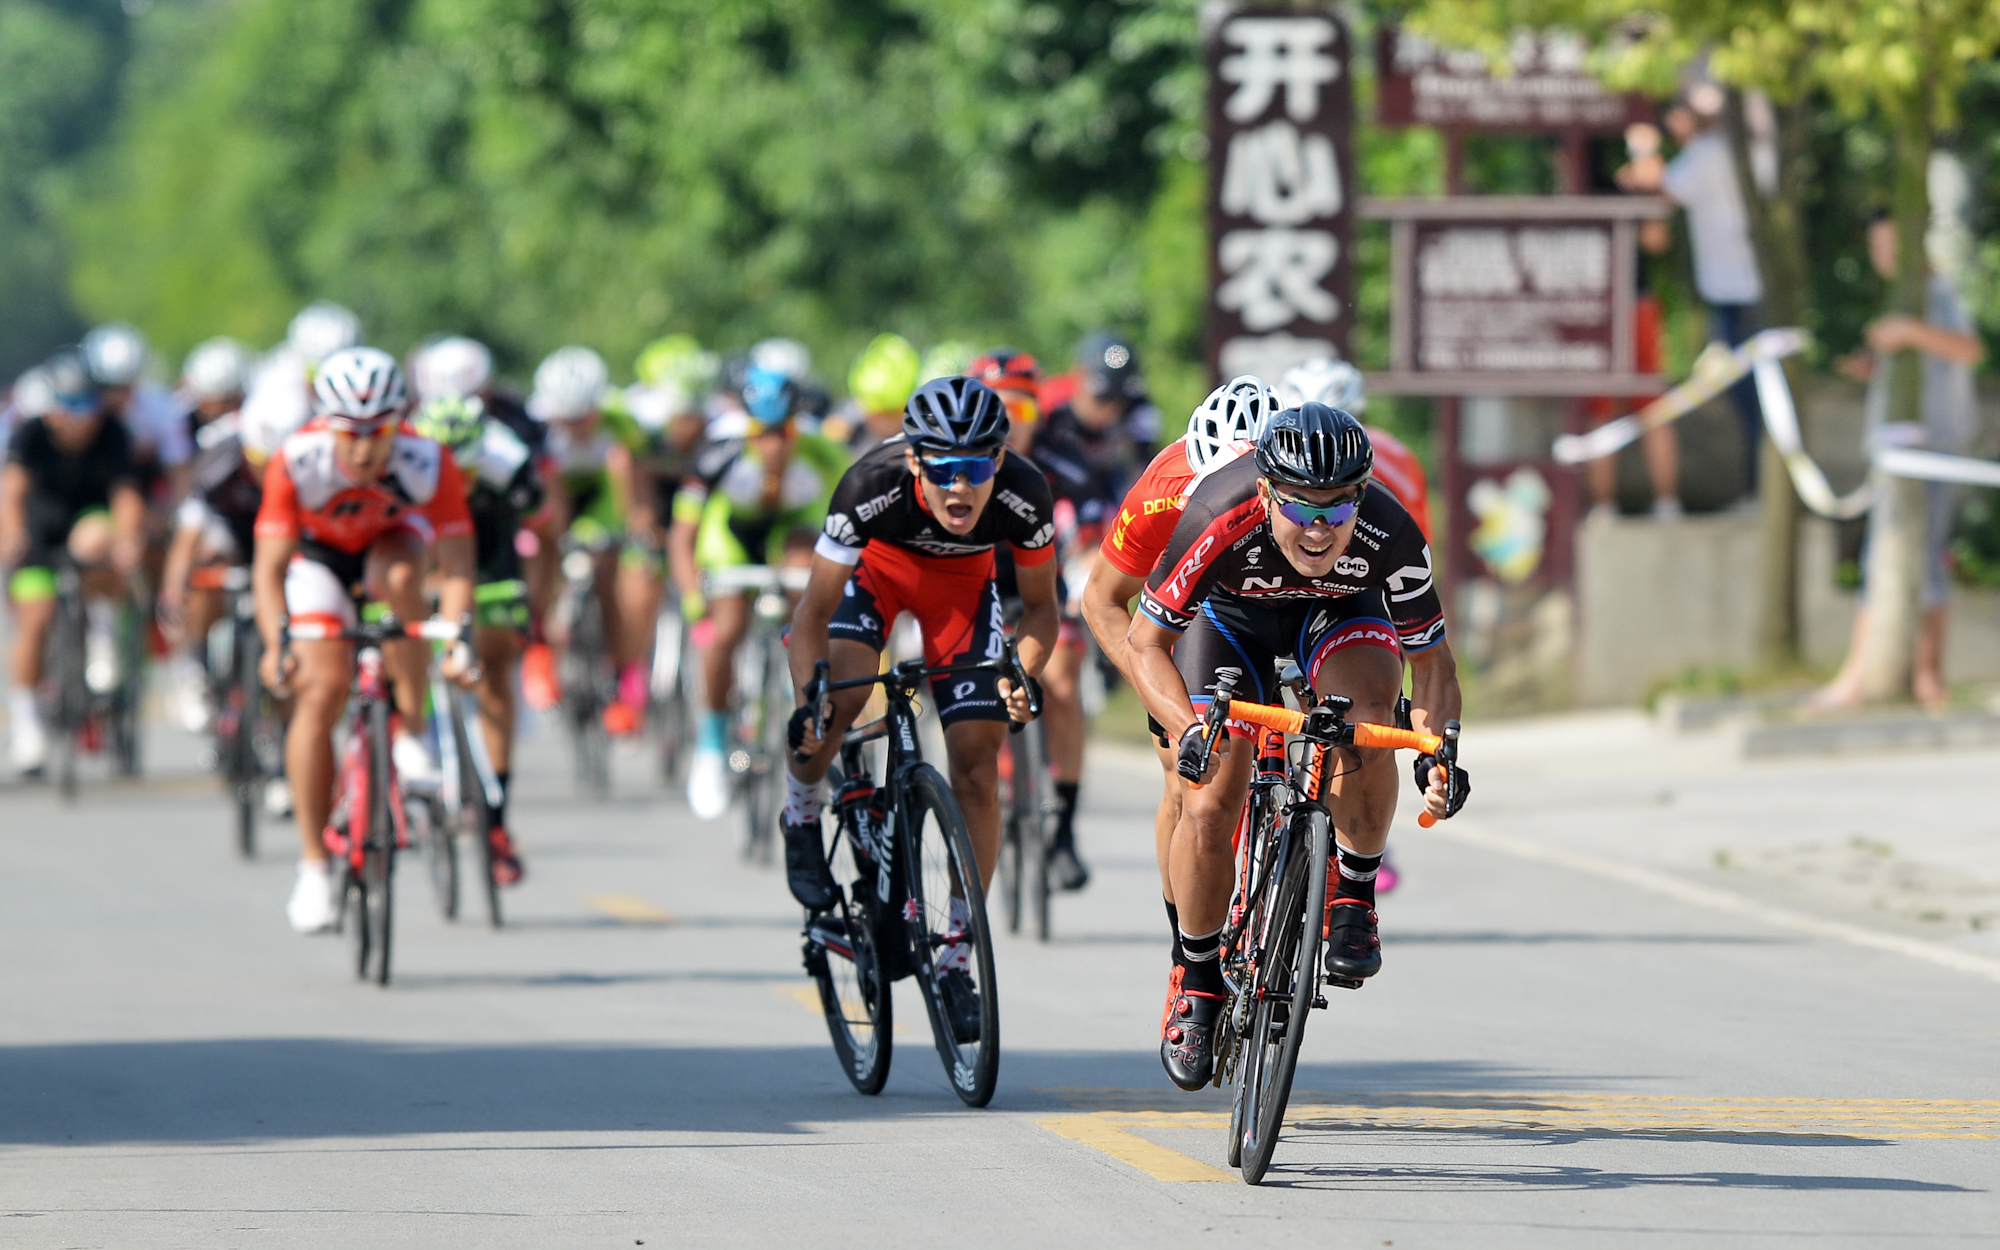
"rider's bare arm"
109,481,146,573
1012,557,1060,682
787,552,850,703
1081,565,1147,683
1406,643,1462,738
433,533,476,622
0,464,27,566
252,531,297,659
1126,613,1198,743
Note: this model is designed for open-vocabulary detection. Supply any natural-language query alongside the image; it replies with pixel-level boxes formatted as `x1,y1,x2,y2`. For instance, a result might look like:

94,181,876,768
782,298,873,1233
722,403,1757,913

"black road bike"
997,711,1054,941
1184,671,1457,1183
191,565,280,857
798,639,1038,1108
42,562,144,800
426,661,506,927
553,537,616,797
707,564,809,863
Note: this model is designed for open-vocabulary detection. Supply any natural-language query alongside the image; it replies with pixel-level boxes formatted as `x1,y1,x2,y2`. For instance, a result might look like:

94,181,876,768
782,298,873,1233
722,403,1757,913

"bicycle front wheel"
231,622,262,858
901,764,1000,1107
357,700,396,986
452,693,501,929
1235,810,1329,1184
808,789,893,1095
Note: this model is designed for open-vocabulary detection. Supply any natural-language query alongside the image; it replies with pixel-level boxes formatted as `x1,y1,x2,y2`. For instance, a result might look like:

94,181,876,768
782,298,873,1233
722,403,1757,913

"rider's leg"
472,623,522,775
688,589,750,814
594,549,627,666
364,528,432,733
1167,735,1254,937
942,718,1007,891
1039,635,1090,887
286,638,355,862
9,581,55,691
616,548,661,679
701,592,750,717
1310,640,1405,864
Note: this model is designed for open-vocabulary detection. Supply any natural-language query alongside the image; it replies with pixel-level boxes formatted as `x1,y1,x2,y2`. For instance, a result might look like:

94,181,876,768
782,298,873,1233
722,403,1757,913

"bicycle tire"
231,620,261,858
997,739,1023,936
110,600,143,778
51,590,85,801
417,793,457,921
1026,724,1053,944
359,698,396,986
1237,810,1329,1184
453,690,502,929
809,792,893,1094
565,589,613,798
901,763,1000,1107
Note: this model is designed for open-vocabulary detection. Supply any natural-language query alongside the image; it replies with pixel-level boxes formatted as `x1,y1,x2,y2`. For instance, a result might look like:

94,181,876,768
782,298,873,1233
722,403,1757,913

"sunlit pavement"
1,707,1997,1248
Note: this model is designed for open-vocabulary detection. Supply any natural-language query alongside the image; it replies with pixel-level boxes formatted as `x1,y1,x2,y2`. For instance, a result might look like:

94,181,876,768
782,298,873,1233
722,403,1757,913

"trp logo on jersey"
1162,535,1216,602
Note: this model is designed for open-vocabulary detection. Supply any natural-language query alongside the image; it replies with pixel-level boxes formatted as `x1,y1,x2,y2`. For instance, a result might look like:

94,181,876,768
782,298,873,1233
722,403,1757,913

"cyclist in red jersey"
784,378,1058,1033
252,347,478,935
1082,376,1274,964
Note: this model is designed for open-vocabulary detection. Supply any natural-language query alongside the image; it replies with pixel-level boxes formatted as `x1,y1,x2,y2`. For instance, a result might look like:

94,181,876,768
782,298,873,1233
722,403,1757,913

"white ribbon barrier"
1551,325,2000,521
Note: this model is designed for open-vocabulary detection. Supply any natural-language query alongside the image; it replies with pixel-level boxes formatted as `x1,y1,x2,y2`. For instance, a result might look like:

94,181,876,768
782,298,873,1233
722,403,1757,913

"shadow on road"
1383,931,1794,947
1257,1159,1976,1192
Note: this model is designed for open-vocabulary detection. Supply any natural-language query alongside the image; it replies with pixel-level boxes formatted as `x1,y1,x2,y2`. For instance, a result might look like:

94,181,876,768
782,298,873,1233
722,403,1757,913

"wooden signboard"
1205,5,1355,387
1376,26,1654,133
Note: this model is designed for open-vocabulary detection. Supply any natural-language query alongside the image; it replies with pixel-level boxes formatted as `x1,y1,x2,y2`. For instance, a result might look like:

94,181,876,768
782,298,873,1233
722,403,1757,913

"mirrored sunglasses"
918,452,1001,488
1269,485,1363,529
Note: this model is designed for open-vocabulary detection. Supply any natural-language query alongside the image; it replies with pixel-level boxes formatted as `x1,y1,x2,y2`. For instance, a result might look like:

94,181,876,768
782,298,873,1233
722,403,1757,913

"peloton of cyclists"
782,377,1058,1040
253,347,479,934
1,349,149,774
671,359,848,819
1124,402,1471,1090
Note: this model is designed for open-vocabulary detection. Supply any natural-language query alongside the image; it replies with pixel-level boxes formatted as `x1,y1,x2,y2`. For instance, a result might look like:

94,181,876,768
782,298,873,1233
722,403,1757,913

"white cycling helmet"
1184,375,1279,475
750,336,811,381
530,345,608,421
82,322,150,387
313,346,409,430
287,301,362,365
1279,356,1366,413
412,335,494,400
182,337,254,402
10,367,56,419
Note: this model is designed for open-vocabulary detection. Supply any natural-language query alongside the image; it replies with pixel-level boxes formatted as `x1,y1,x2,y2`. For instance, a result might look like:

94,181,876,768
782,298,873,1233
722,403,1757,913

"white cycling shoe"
10,719,48,775
393,732,441,793
287,859,340,934
687,747,731,820
174,664,214,734
264,776,294,818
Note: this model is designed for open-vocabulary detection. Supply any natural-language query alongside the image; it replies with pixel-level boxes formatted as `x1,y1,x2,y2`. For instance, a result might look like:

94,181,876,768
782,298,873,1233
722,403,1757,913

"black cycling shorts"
826,547,1008,729
1173,589,1403,736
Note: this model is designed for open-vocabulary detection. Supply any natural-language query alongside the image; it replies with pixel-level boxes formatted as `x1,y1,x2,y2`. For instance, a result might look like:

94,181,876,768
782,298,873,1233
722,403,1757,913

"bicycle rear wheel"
451,692,502,929
231,621,263,858
1235,811,1329,1184
110,600,143,778
807,785,893,1094
564,592,613,798
997,739,1023,936
357,700,396,986
902,764,1000,1107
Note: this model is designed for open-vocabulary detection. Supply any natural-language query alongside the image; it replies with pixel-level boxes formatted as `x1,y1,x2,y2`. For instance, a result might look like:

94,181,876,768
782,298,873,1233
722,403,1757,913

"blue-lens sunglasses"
1266,483,1363,529
918,452,1001,488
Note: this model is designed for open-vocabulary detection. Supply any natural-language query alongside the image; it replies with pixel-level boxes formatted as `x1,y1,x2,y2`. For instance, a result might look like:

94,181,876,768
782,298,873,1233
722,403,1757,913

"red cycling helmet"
968,348,1041,397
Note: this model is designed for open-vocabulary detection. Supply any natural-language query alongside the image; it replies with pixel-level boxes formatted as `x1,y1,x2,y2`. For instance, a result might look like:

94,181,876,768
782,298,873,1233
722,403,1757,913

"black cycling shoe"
1323,899,1383,981
1160,965,1226,1091
1050,844,1091,891
936,966,982,1044
781,815,838,911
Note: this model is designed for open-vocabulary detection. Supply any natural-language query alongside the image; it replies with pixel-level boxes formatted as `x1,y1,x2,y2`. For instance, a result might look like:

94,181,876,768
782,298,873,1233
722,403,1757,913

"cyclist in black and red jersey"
1127,402,1471,1091
783,377,1060,1032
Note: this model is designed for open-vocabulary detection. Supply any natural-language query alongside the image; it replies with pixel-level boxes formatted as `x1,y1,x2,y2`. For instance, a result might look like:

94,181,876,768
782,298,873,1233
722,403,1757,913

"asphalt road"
2,708,1997,1248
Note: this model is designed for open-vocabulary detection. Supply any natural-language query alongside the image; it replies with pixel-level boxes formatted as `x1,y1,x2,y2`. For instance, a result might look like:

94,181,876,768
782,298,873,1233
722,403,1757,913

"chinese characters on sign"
1415,222,1612,373
1207,8,1354,386
1375,26,1653,131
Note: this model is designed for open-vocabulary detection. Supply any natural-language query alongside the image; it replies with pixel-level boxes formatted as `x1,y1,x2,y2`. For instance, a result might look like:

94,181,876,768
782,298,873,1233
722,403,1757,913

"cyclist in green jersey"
530,346,658,737
670,361,848,818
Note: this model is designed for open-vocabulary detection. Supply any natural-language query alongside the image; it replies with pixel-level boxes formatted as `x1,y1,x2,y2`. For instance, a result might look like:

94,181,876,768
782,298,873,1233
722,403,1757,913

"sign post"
1205,5,1355,388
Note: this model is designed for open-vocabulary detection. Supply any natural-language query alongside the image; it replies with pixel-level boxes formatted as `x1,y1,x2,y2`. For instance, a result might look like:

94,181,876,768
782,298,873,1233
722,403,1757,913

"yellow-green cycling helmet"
847,333,919,415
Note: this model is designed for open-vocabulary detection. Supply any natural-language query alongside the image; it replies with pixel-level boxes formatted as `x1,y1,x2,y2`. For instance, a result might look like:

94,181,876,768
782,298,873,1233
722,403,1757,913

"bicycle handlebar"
799,636,1040,759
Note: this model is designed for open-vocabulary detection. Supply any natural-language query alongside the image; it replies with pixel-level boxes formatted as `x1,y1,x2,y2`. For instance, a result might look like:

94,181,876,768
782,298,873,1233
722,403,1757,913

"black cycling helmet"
1078,330,1144,401
1255,403,1373,491
903,375,1009,454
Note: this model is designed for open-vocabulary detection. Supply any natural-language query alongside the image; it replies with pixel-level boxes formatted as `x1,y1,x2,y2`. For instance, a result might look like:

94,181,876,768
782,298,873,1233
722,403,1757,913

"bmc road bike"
798,639,1038,1108
1182,671,1458,1184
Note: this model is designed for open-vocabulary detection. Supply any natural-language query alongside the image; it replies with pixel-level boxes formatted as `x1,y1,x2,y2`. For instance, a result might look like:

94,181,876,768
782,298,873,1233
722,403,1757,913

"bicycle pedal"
1312,995,1328,1009
1325,976,1364,991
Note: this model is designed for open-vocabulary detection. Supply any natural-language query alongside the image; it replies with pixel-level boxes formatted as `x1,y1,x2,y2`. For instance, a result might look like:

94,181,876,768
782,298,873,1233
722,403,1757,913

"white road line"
1421,818,2000,986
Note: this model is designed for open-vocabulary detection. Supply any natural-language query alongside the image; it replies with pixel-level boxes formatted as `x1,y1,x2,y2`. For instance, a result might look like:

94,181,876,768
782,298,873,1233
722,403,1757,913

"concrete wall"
1575,513,2000,704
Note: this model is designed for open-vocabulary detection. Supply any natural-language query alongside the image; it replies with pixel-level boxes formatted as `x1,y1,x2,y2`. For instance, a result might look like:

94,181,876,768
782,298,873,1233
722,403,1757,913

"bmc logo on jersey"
996,489,1038,521
824,513,858,545
1333,554,1369,578
855,487,901,523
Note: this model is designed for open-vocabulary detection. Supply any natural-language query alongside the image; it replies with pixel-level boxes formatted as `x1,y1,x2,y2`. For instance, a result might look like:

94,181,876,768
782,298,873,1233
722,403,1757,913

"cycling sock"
782,770,822,824
492,771,510,831
1336,846,1383,906
9,688,39,732
1164,898,1181,963
1177,925,1225,995
698,710,727,753
1052,781,1080,848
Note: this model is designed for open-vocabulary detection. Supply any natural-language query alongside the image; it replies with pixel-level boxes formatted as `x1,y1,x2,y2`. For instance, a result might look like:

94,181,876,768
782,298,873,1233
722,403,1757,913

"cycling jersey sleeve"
996,458,1058,568
1100,461,1188,579
815,451,895,566
253,453,300,542
1354,495,1446,650
1135,463,1261,632
420,453,475,541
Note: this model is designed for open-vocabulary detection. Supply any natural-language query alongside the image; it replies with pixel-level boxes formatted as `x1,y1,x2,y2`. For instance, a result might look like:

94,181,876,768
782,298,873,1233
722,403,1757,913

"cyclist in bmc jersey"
1082,376,1272,959
410,386,543,885
671,361,847,819
1,349,147,774
1127,403,1471,1090
253,347,477,935
783,379,1059,1031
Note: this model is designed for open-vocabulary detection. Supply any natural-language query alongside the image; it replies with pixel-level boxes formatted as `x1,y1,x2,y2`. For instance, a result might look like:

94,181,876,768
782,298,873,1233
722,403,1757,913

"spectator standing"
1623,84,1765,499
1816,212,1985,710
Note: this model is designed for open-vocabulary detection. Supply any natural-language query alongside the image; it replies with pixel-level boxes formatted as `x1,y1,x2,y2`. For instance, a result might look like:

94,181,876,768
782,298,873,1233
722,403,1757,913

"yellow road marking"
582,893,676,925
1038,1115,1235,1183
